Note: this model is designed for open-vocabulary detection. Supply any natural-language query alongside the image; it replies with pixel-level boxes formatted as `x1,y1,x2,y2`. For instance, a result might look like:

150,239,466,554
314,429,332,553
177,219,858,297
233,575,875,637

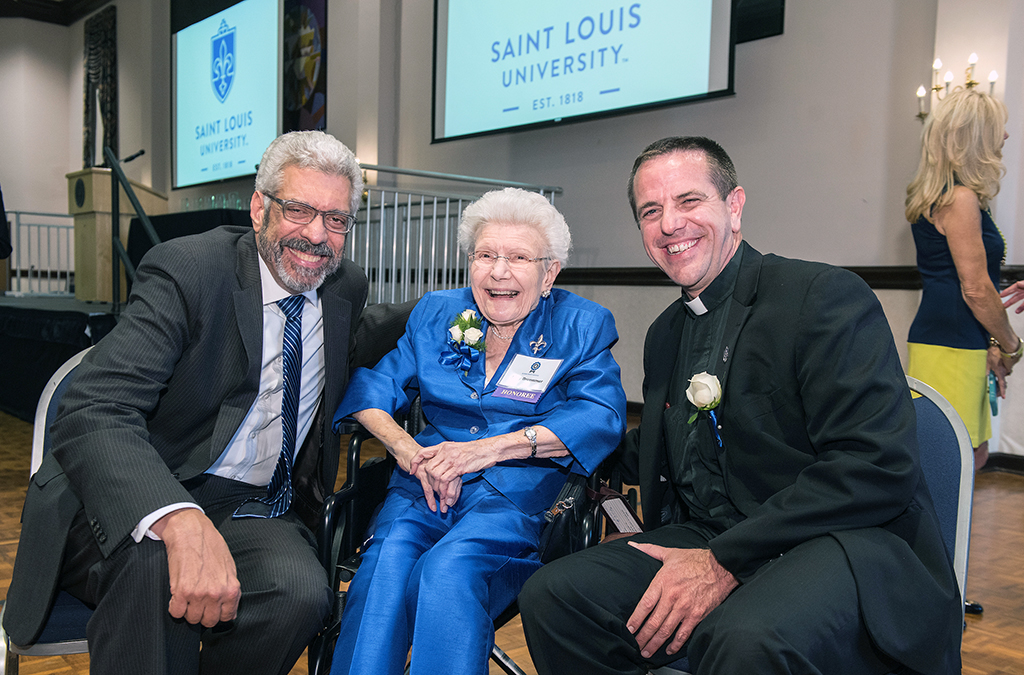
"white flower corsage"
439,308,485,373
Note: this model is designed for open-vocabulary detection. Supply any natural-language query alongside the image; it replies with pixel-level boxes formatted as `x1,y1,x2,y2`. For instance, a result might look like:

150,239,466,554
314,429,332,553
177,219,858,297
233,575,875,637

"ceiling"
0,0,112,26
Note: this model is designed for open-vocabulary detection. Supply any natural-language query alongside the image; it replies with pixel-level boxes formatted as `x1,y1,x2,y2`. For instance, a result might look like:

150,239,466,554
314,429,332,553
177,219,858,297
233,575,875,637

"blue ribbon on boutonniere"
707,409,723,448
439,337,481,372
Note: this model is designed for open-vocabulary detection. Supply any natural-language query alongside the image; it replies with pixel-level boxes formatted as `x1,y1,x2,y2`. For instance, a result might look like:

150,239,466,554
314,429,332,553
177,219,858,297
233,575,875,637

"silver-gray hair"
254,131,362,214
458,188,571,265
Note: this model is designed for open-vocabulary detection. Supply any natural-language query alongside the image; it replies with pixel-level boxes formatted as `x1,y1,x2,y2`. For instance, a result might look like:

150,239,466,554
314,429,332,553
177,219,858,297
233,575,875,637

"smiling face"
469,221,561,329
633,151,744,298
251,165,352,293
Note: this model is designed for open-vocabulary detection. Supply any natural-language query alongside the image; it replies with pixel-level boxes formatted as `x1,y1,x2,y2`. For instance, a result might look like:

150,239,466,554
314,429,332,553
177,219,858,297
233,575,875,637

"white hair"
458,188,571,264
254,131,362,214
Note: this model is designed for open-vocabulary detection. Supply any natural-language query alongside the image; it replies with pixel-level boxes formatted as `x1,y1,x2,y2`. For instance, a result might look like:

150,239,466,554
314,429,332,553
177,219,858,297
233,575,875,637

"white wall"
0,18,74,213
933,0,1024,260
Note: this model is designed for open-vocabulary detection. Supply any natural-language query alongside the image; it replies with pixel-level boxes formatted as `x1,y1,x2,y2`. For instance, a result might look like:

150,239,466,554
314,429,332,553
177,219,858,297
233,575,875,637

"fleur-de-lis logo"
211,19,236,103
530,334,546,354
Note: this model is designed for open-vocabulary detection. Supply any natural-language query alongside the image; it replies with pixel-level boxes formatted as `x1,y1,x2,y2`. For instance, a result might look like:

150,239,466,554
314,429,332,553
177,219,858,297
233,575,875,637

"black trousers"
61,475,332,675
519,525,903,675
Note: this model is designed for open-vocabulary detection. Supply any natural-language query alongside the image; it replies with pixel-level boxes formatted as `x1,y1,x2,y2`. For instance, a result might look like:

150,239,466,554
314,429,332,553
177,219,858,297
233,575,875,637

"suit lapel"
217,234,263,455
638,296,686,527
319,276,352,414
713,242,761,389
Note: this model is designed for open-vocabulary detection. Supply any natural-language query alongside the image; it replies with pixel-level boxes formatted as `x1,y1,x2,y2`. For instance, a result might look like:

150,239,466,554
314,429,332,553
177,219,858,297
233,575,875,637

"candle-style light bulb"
989,70,998,95
930,58,942,89
944,70,954,93
917,85,927,114
966,52,979,84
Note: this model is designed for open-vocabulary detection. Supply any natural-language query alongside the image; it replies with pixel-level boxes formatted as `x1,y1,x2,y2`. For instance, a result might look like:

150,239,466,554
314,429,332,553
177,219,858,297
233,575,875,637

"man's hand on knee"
151,509,242,627
625,544,738,658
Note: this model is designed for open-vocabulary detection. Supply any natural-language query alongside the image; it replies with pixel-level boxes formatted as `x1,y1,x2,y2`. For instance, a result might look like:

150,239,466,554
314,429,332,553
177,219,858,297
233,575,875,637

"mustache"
279,237,335,258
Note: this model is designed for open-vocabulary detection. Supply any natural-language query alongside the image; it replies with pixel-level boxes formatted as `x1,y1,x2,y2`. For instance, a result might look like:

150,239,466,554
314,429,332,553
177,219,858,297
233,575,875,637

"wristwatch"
523,427,537,457
990,335,1024,359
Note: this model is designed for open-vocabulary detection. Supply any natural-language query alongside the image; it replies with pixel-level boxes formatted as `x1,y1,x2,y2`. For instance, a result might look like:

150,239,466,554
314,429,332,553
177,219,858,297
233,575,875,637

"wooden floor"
2,408,1023,674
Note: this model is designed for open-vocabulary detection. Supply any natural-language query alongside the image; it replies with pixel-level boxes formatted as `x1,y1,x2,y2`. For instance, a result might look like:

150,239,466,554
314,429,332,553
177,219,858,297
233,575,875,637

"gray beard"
256,222,343,293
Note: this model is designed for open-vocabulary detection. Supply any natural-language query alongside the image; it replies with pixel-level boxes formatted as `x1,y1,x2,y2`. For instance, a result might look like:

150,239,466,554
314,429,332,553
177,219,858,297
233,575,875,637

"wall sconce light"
916,53,998,122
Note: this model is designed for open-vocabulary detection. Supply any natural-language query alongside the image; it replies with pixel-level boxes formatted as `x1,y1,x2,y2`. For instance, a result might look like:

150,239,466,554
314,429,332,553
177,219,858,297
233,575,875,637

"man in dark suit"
4,131,373,674
520,137,962,674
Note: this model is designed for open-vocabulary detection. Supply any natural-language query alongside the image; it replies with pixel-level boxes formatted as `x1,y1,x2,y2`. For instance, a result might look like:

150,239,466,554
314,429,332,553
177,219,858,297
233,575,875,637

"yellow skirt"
907,342,990,447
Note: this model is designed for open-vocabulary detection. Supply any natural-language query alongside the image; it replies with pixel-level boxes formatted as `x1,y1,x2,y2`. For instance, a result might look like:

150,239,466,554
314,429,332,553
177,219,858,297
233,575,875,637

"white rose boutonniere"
686,372,721,421
685,372,723,447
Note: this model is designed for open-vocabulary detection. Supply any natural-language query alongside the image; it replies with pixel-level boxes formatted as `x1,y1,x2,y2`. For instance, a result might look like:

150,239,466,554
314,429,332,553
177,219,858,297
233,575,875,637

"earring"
541,289,551,298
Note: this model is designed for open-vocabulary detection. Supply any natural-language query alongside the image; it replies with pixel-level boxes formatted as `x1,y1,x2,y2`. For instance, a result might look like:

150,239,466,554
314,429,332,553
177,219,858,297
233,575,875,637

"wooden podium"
66,168,167,302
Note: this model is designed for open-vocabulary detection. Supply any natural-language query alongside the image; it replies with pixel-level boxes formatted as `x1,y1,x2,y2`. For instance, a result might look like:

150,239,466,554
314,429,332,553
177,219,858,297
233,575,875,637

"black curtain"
83,6,118,168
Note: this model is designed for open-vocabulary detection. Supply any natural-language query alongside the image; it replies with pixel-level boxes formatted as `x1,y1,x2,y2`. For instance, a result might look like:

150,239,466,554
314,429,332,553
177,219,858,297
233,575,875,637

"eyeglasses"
265,194,355,234
469,250,550,268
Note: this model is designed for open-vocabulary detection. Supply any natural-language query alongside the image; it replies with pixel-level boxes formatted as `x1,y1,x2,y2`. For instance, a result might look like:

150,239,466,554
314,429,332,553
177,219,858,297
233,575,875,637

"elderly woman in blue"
330,187,626,675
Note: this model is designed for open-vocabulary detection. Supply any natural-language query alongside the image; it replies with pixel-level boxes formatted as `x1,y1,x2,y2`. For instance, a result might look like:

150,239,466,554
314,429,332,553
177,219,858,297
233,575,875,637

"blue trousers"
330,476,546,675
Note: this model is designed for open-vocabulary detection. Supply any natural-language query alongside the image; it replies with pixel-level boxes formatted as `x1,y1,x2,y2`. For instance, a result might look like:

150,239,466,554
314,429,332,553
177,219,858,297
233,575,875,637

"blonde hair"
905,87,1007,223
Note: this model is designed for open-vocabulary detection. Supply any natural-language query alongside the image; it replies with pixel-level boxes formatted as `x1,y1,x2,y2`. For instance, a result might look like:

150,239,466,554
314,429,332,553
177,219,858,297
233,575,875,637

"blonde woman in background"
906,87,1023,469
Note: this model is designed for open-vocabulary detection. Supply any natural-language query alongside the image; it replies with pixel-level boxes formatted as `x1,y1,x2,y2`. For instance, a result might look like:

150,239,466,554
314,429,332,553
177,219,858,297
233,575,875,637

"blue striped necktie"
234,294,304,518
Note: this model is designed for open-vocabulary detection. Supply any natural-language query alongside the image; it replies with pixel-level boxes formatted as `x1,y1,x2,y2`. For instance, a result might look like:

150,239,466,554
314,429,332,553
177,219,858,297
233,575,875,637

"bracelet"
990,335,1024,359
523,427,537,457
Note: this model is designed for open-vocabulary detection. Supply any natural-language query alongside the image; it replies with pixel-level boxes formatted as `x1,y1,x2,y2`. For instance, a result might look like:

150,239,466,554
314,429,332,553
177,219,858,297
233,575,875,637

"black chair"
1,348,93,675
307,399,608,675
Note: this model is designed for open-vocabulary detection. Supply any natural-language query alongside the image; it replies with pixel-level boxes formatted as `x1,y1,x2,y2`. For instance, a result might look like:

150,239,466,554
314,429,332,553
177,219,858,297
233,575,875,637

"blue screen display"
433,0,734,142
173,0,279,188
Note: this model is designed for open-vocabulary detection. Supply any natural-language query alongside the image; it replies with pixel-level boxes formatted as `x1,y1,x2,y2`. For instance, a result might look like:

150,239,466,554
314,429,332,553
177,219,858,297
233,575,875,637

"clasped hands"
395,437,500,513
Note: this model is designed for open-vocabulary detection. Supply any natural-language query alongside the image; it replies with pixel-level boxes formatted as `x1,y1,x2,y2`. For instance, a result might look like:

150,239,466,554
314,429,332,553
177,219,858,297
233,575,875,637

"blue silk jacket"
333,287,627,516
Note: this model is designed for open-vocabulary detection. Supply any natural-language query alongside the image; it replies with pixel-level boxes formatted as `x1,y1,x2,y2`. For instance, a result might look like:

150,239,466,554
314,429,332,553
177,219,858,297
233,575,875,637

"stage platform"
0,294,116,422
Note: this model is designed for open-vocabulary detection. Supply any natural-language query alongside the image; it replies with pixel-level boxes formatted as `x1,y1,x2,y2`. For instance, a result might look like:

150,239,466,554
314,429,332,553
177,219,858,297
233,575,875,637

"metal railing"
76,156,562,309
352,164,562,305
104,146,159,317
4,211,75,295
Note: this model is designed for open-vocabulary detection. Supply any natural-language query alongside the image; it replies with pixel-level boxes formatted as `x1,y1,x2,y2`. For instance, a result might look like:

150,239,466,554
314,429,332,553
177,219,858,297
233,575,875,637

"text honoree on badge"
493,354,563,403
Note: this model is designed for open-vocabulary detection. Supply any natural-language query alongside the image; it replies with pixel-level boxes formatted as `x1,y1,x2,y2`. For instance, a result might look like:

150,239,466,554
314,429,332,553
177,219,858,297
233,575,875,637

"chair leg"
4,644,19,675
490,645,529,675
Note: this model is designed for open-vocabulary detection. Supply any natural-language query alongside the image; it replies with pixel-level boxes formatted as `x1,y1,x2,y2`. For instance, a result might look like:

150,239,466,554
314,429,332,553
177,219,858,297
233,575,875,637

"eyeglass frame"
468,250,552,268
264,193,356,234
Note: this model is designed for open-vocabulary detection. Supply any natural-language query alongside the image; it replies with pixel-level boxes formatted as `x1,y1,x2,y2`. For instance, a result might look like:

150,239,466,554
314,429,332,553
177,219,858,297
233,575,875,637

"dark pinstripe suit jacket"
4,225,369,645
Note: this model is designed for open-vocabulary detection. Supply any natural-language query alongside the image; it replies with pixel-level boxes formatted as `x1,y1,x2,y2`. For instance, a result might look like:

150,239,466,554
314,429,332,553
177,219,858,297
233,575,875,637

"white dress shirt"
132,253,327,541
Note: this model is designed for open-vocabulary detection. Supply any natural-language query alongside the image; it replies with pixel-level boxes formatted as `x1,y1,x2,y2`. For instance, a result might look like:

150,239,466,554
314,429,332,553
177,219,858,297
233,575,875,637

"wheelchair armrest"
317,425,376,582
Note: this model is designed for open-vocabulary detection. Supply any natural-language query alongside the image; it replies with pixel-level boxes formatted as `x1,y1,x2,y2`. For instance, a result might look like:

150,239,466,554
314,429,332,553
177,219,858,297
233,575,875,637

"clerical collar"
684,296,709,316
682,245,744,317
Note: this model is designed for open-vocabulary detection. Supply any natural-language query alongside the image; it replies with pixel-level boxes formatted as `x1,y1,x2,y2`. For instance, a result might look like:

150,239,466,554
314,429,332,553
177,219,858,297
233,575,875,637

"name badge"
493,354,563,403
